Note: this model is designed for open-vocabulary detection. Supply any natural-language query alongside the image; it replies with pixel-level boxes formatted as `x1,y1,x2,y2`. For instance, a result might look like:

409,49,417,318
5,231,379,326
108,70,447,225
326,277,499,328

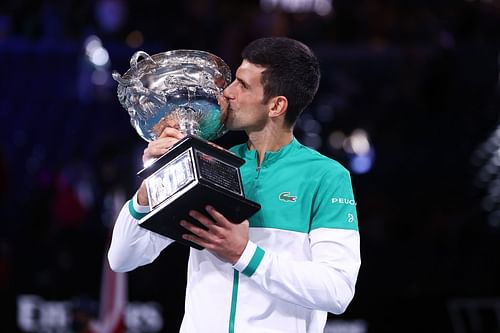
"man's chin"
224,123,237,131
225,120,246,132
223,115,237,131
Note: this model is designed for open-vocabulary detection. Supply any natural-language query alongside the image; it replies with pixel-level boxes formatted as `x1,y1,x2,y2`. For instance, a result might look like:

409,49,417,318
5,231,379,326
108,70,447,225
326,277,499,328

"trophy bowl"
112,49,232,142
112,50,260,249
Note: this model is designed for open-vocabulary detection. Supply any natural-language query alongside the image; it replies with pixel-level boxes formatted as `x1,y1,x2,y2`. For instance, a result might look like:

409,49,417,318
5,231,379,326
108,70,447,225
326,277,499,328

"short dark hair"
241,37,320,126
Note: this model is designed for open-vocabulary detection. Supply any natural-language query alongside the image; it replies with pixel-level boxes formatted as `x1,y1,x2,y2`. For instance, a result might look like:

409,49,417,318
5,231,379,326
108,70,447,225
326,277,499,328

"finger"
143,146,167,160
143,138,178,161
159,126,185,139
204,205,230,225
180,219,213,239
188,210,218,230
148,137,178,151
143,147,167,163
181,233,210,249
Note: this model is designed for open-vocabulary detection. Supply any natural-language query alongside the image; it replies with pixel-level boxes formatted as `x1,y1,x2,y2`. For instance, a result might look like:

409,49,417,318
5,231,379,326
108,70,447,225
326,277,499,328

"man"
108,37,361,333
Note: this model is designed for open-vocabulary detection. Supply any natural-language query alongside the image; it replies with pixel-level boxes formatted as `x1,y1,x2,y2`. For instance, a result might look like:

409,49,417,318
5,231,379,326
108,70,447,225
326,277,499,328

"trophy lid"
113,49,232,142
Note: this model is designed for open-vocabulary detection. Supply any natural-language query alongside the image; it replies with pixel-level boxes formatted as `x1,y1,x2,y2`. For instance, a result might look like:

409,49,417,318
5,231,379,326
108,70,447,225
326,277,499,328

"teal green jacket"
109,137,361,333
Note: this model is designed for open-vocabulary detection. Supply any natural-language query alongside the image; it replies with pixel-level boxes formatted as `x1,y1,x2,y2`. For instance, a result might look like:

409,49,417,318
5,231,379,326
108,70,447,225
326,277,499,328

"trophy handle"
130,51,156,69
112,71,130,86
112,51,157,86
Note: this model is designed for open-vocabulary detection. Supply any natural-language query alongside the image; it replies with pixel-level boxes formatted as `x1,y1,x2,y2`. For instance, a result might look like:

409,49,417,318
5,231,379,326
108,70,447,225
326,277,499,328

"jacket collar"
238,137,301,168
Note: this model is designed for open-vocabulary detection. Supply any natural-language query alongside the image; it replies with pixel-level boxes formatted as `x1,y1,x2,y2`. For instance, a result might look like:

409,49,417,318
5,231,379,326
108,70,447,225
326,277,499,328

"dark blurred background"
1,0,500,332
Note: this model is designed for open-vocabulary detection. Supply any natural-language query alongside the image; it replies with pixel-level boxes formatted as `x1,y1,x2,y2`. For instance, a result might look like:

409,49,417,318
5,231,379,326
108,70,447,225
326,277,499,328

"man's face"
222,60,270,132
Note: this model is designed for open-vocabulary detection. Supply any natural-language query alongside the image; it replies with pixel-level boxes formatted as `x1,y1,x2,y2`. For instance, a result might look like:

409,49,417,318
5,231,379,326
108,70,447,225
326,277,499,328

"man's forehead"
236,60,266,77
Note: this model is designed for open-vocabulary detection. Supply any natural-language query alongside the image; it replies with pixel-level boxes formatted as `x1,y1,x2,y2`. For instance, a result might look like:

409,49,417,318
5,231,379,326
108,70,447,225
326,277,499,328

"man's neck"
246,126,293,166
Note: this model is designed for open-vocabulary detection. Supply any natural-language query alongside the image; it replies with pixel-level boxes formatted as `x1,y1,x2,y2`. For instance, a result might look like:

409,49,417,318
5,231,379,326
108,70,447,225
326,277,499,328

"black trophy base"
136,135,261,250
138,180,260,250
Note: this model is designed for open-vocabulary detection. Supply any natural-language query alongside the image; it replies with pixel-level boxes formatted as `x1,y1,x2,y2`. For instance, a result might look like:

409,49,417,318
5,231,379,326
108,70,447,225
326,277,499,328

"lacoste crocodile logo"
279,192,297,202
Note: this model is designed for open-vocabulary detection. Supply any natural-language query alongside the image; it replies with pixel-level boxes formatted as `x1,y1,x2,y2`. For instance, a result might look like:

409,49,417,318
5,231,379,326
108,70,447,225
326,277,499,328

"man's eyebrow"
236,76,250,87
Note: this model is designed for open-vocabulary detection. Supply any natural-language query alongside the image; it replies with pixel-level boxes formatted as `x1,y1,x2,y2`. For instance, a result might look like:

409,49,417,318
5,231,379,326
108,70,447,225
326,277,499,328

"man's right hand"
137,127,185,206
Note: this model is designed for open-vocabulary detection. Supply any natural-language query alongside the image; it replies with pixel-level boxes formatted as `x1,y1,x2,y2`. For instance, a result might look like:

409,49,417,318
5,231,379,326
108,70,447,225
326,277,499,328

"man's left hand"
180,206,249,264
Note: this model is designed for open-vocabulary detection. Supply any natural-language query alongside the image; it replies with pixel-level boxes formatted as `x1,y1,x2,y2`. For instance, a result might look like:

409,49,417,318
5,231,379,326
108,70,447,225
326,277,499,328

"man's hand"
180,205,249,264
137,126,185,206
143,127,185,164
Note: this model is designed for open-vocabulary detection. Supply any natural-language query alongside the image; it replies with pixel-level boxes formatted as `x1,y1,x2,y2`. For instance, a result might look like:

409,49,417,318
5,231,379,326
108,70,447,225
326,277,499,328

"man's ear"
268,96,288,119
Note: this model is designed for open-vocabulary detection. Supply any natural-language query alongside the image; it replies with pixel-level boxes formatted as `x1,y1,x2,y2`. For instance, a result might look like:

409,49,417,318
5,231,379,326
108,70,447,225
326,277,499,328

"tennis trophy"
112,50,260,249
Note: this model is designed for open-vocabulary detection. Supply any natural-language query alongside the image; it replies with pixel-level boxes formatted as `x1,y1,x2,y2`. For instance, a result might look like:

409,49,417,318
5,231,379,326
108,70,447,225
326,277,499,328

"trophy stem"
179,118,200,137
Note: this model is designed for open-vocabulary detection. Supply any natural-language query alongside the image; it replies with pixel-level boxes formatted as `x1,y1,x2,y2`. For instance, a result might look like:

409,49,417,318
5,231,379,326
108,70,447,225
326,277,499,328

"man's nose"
223,81,236,99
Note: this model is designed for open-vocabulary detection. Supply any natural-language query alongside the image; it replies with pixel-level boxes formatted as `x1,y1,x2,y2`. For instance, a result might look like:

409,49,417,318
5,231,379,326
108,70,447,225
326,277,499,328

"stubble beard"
224,106,239,131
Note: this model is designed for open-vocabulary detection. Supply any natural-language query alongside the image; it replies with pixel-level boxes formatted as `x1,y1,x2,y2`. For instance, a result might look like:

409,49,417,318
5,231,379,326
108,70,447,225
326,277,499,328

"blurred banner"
89,190,127,333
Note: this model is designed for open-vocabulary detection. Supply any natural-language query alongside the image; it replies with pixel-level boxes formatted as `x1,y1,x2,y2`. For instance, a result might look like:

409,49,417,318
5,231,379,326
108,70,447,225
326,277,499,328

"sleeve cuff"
233,241,265,277
128,192,151,220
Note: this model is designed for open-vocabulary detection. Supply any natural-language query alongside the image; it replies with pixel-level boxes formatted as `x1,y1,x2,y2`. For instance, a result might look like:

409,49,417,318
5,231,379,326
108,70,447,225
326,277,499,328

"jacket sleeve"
108,193,174,272
232,167,361,314
233,229,360,314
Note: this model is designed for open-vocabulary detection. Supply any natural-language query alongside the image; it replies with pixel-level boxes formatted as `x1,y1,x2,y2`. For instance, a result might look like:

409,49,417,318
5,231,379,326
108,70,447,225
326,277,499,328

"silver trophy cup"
113,50,260,249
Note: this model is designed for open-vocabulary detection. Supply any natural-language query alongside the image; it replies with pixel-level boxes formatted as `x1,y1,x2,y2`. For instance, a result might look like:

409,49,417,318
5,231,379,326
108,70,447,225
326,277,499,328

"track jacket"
108,137,361,333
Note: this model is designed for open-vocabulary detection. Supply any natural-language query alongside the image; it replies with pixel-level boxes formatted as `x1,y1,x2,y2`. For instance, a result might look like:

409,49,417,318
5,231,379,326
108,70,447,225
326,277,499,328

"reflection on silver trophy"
112,50,260,249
